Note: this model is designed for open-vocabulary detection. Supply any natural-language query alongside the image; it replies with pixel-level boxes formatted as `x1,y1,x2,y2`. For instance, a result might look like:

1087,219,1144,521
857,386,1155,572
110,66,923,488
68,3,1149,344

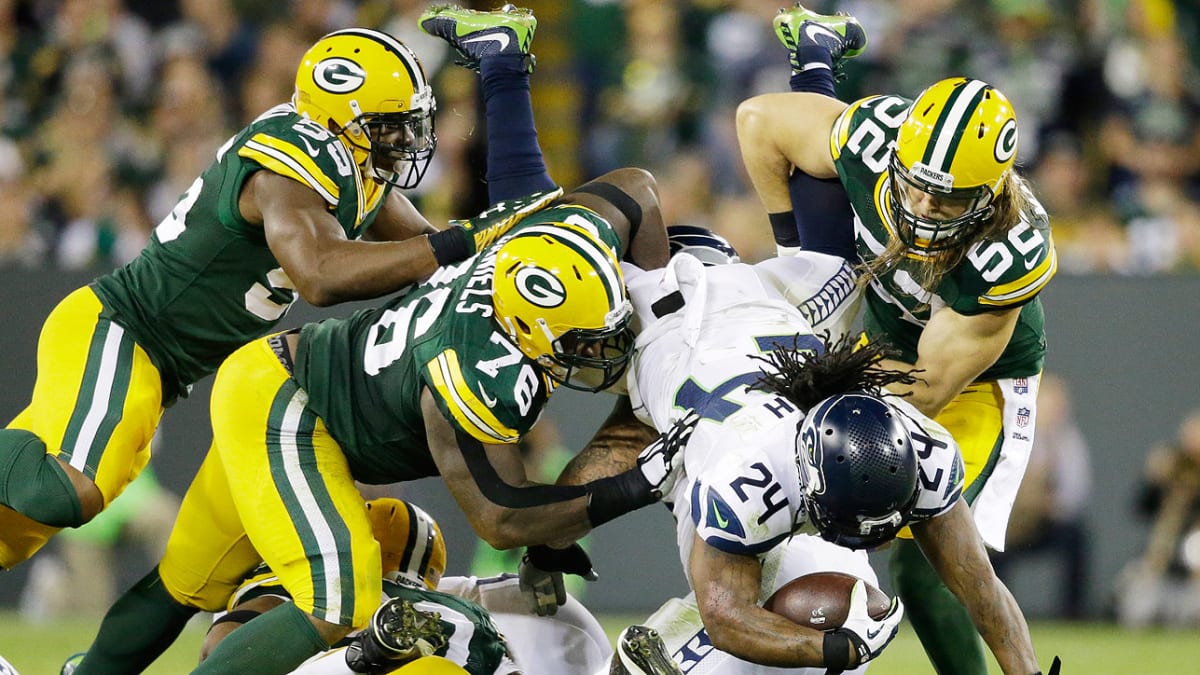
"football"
763,571,891,631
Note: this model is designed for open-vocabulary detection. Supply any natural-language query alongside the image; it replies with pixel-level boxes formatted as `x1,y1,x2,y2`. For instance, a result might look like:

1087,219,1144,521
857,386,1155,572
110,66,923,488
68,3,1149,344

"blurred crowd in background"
0,0,1198,273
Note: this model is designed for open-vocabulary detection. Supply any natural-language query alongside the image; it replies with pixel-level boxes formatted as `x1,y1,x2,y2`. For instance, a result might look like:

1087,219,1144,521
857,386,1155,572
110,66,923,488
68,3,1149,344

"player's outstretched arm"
911,499,1043,674
422,390,684,551
247,171,442,306
881,305,1021,417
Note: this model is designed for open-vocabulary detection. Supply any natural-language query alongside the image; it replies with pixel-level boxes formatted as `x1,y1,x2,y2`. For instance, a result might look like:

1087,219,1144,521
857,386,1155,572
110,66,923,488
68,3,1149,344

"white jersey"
439,574,612,675
621,253,965,674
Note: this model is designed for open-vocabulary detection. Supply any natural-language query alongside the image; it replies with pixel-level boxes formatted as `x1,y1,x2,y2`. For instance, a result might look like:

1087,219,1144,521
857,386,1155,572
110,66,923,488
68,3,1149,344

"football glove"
518,542,597,616
828,579,903,670
638,410,700,499
454,186,563,255
345,599,446,673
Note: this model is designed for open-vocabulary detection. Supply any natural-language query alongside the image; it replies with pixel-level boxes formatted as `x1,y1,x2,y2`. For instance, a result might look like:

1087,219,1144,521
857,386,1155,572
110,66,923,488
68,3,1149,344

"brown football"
763,571,891,631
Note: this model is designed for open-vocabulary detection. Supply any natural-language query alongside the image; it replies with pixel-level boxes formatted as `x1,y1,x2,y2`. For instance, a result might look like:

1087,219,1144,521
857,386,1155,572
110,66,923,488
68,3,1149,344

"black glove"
518,543,597,616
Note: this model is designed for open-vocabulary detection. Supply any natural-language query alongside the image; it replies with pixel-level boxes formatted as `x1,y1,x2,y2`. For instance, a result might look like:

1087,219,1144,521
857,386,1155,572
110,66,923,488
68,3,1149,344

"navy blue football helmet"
667,225,740,266
795,393,919,550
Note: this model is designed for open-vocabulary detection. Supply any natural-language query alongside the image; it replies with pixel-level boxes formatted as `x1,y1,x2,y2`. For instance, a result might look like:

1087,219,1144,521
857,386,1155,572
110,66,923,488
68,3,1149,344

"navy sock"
787,171,857,260
480,55,555,203
788,46,836,97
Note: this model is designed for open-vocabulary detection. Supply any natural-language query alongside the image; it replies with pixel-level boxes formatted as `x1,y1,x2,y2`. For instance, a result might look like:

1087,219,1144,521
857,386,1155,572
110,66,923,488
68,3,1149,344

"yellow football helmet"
889,77,1019,251
294,28,436,189
366,498,447,590
491,223,633,392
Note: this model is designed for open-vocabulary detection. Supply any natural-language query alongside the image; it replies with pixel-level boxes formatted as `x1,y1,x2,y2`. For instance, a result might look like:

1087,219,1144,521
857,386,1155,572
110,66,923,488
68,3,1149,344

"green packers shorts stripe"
266,382,356,625
61,319,136,478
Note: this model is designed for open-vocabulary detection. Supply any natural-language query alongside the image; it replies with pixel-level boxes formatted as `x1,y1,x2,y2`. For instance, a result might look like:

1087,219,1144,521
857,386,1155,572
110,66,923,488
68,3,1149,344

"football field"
1,612,1198,674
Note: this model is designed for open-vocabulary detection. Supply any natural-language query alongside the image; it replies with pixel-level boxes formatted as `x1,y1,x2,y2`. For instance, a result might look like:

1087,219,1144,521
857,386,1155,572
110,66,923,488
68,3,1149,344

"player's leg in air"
423,4,669,271
770,5,987,674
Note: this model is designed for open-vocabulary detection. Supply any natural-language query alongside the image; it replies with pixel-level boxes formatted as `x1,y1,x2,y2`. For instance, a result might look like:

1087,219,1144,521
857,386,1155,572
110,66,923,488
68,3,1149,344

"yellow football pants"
158,336,382,628
1,287,162,568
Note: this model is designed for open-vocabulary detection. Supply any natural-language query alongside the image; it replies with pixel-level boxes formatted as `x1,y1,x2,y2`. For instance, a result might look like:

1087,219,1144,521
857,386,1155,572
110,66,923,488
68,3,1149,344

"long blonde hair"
861,171,1034,293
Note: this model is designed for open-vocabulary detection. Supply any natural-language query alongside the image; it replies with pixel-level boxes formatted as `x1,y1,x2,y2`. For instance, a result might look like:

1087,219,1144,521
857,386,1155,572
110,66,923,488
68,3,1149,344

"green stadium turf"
1,611,1199,673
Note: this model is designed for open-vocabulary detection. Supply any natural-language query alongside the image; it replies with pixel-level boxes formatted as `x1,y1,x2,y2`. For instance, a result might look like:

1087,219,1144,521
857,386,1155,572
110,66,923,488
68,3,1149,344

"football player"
0,5,561,575
735,4,1057,674
70,171,684,675
559,239,1050,674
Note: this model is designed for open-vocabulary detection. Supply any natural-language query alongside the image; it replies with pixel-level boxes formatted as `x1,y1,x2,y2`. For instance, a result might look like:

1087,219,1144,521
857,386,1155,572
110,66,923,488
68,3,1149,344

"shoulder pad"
689,457,796,556
238,115,358,207
423,346,543,445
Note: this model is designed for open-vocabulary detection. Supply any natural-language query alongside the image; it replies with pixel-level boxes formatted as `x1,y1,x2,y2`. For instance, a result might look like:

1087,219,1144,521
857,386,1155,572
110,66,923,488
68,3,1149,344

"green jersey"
294,203,622,485
92,103,390,402
829,94,1057,378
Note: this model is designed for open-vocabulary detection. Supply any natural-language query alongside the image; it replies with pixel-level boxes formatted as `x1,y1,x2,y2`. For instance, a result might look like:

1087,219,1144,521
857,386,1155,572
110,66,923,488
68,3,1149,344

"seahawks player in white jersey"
590,230,1044,674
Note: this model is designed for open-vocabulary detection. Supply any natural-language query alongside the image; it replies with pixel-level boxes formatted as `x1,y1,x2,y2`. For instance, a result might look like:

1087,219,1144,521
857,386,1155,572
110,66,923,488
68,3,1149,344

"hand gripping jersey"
624,254,963,596
91,103,388,402
294,203,623,485
828,94,1057,379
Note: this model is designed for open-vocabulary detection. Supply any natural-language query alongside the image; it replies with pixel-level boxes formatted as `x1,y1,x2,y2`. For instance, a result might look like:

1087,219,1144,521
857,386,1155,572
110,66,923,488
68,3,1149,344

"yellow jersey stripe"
981,244,1058,306
426,350,519,444
830,97,874,162
240,135,340,204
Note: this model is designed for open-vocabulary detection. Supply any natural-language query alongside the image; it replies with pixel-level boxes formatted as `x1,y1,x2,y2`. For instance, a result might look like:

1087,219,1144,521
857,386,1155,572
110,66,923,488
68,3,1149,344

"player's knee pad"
0,429,85,527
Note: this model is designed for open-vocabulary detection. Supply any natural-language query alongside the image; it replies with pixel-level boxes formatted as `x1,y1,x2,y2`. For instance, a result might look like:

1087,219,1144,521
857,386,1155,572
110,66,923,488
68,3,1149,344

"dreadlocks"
753,333,921,410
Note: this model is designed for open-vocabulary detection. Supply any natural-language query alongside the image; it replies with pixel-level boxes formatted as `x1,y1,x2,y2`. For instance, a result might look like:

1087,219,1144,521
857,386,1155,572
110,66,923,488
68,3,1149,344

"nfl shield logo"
1013,378,1029,395
1016,406,1031,427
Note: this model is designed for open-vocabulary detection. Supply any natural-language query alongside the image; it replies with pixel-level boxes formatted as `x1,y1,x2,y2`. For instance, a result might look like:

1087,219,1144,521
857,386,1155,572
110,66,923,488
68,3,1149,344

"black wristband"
823,630,852,672
573,182,643,243
585,469,655,527
427,226,471,265
768,211,801,248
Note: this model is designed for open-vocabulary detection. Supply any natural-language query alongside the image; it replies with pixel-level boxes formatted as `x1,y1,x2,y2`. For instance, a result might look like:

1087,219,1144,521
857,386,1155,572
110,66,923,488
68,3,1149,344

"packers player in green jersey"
71,173,685,675
734,5,1058,675
0,14,560,571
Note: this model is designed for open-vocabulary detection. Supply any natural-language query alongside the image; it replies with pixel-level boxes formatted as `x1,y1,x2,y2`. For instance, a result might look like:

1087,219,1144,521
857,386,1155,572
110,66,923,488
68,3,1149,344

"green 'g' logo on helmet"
514,266,566,308
313,58,366,94
994,119,1018,164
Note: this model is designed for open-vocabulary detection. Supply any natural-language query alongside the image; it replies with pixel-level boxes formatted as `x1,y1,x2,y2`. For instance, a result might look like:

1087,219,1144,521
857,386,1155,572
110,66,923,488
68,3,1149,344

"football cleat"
614,625,683,675
419,4,537,72
773,3,867,68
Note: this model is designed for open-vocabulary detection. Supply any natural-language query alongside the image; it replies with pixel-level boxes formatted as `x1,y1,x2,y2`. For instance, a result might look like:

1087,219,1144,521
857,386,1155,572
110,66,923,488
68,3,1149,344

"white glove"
637,410,699,498
836,579,903,668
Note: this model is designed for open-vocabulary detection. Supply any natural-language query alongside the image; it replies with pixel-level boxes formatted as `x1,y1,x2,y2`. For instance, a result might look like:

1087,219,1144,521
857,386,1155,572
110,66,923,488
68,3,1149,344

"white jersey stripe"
928,79,987,170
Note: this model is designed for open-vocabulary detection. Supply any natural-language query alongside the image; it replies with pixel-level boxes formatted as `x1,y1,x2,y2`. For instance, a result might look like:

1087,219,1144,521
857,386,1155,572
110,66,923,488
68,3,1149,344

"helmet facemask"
537,304,634,392
887,154,996,252
346,103,437,190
